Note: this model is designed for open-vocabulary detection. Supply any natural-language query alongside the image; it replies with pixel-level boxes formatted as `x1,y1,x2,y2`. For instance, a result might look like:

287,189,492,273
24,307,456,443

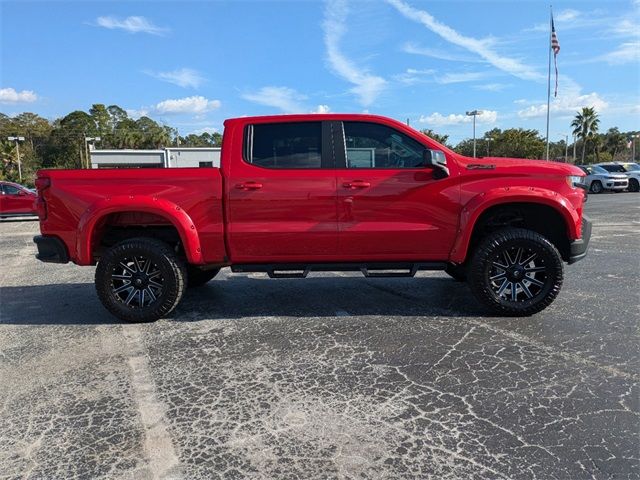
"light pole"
631,134,640,163
7,136,25,182
572,134,577,162
559,134,569,162
466,110,483,158
84,137,101,169
485,137,494,157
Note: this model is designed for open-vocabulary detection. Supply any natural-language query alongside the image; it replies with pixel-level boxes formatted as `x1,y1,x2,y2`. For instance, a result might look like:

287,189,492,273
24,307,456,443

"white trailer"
90,150,165,169
165,148,221,168
90,147,221,169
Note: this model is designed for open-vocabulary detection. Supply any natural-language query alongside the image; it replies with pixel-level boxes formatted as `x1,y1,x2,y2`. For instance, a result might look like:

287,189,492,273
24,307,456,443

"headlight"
566,175,584,188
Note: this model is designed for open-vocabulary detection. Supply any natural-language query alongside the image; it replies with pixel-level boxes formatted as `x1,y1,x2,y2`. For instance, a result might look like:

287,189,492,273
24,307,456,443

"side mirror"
423,149,449,179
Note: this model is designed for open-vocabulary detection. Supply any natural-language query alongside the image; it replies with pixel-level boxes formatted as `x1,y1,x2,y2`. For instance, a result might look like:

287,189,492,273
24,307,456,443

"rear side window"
246,122,322,169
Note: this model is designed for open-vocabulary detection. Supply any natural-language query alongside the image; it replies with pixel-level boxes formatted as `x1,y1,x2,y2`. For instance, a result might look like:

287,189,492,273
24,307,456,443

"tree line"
424,107,637,164
0,104,222,183
1,104,637,185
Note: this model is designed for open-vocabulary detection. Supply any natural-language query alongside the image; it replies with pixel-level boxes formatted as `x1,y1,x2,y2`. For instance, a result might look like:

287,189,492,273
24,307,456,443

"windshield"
600,164,625,173
590,166,608,174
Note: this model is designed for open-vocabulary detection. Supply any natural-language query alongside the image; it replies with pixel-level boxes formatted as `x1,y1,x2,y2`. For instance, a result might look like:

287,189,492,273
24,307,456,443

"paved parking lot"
1,193,638,479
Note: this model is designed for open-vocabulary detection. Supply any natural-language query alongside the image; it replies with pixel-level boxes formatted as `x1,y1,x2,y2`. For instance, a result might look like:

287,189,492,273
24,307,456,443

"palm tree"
571,107,600,163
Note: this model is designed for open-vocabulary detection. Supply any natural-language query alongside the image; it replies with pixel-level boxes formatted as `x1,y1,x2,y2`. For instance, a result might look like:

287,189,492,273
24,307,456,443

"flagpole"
545,5,552,160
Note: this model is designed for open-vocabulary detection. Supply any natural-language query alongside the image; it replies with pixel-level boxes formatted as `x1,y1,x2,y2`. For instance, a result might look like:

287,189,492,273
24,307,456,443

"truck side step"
267,268,310,279
231,262,446,278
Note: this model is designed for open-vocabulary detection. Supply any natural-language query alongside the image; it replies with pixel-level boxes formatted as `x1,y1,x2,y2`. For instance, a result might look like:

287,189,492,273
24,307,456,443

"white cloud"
419,110,498,126
555,9,581,22
242,86,307,113
146,68,205,88
386,0,543,81
0,87,37,103
393,68,435,85
437,71,487,84
603,41,640,64
314,104,331,113
475,83,510,92
125,108,149,119
517,76,608,119
94,16,168,36
323,0,387,105
155,96,221,115
402,42,479,63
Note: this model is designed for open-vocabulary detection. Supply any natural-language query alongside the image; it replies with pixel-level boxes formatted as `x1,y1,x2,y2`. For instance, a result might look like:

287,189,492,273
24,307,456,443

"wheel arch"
76,195,204,265
450,188,580,264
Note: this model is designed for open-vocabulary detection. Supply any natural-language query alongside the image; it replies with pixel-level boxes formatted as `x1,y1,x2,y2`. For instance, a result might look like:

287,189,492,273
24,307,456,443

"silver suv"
596,162,640,192
578,165,628,193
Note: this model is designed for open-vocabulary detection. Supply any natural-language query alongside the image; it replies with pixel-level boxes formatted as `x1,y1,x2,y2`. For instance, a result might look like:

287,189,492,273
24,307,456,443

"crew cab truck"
33,114,591,322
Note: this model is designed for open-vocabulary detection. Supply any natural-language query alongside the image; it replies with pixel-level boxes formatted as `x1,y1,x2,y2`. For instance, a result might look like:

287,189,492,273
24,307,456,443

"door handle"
235,182,263,190
343,180,370,189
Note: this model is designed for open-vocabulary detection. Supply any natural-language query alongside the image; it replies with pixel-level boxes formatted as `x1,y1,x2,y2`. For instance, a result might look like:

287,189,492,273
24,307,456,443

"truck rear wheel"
468,228,563,316
95,238,187,322
187,266,220,287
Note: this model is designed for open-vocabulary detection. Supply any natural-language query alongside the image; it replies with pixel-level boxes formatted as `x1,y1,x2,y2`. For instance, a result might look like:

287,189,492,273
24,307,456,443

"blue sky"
1,0,638,143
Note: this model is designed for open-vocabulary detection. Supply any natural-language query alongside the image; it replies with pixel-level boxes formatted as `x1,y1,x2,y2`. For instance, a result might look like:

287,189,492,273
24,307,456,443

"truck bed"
37,168,226,265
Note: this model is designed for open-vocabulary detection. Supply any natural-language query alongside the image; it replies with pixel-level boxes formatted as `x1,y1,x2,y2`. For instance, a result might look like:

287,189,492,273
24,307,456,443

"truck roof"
224,113,407,126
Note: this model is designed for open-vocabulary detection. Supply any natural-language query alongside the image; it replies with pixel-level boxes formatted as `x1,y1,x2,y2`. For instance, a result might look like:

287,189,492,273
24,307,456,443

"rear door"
335,121,459,260
226,120,338,262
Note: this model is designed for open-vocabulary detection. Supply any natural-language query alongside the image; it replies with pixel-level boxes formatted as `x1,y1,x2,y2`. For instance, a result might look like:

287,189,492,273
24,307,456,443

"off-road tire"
445,263,467,282
468,227,563,316
95,237,187,322
628,178,639,193
187,266,220,287
590,181,603,194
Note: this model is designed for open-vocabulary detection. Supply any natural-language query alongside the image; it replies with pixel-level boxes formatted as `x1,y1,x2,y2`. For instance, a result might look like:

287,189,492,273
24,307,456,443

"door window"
245,122,322,169
3,184,21,195
343,122,425,169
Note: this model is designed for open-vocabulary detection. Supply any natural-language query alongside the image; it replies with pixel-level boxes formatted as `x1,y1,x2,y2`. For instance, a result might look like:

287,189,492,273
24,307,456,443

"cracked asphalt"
1,193,639,479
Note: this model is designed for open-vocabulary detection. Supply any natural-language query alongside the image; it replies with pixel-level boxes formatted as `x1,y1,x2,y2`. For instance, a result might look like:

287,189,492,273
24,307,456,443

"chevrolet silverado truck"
33,114,591,322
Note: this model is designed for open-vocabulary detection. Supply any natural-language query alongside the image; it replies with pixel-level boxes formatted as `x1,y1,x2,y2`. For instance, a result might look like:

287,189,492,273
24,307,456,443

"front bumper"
568,215,592,265
34,235,69,264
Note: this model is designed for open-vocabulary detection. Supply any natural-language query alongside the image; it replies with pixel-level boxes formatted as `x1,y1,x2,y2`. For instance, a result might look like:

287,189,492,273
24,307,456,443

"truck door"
335,121,459,260
226,121,338,262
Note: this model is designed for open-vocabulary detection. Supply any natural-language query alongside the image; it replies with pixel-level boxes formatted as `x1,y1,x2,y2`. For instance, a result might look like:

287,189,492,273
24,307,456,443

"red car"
0,181,37,218
33,114,591,322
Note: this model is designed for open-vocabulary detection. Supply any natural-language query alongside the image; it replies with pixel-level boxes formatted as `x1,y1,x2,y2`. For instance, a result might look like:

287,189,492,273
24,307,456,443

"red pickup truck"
33,114,591,322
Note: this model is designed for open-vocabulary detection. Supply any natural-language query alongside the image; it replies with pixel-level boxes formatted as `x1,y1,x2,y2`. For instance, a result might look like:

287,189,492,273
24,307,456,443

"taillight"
35,176,50,220
35,177,51,191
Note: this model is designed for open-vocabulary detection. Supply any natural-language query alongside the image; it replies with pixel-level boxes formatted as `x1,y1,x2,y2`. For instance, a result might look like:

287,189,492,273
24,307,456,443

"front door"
227,120,338,262
336,121,459,261
1,183,33,214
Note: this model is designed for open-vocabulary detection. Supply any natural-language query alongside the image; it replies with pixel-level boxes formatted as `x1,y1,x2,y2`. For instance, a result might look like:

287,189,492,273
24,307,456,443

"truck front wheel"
468,228,563,316
95,238,187,322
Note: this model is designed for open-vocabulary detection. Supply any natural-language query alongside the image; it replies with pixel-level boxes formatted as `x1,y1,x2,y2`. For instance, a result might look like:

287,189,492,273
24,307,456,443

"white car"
596,162,640,192
578,165,629,193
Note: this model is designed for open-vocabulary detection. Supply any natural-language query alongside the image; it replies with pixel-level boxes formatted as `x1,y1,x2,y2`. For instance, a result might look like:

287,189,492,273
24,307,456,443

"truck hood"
459,156,584,177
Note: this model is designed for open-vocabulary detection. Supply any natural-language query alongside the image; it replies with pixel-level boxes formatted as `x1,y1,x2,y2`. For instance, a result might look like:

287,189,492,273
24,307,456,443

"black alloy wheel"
96,238,186,322
469,228,563,316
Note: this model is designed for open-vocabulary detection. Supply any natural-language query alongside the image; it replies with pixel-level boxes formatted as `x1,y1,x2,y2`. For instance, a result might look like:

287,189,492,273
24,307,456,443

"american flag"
551,15,560,97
